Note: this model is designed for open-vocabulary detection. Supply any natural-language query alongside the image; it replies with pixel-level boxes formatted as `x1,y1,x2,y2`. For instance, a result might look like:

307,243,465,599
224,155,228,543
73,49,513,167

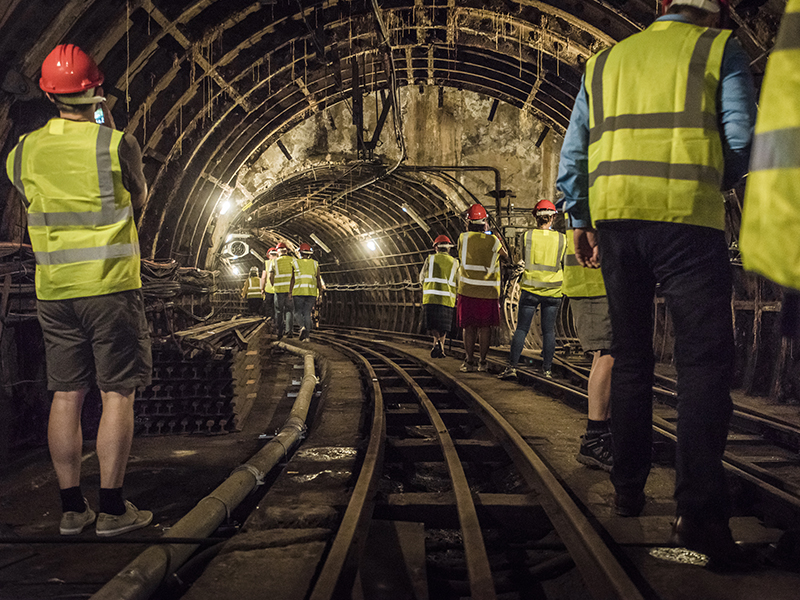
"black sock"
586,419,609,438
99,488,126,516
60,486,85,513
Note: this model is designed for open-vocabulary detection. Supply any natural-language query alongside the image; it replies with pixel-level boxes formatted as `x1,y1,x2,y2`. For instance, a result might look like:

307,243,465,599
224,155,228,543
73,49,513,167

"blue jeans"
509,290,562,370
293,296,315,334
598,221,734,522
274,293,294,336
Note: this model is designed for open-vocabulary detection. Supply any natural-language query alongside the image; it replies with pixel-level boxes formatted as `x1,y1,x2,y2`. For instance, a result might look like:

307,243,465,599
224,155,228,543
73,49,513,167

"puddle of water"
649,546,709,567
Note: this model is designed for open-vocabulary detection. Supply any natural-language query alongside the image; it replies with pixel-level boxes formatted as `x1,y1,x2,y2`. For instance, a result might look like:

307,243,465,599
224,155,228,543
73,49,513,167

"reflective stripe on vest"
741,1,800,290
272,256,296,293
562,217,606,298
5,119,141,300
246,276,262,298
457,232,501,299
520,229,566,298
585,21,729,230
263,258,275,294
422,252,459,307
293,258,319,296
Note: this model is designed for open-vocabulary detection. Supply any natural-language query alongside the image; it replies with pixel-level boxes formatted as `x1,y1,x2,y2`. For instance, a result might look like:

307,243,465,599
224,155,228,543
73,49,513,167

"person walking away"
241,266,264,315
270,242,297,339
457,204,508,372
293,243,323,342
497,200,565,380
560,209,613,472
740,0,800,340
420,235,459,358
261,247,278,330
5,44,154,536
556,0,756,570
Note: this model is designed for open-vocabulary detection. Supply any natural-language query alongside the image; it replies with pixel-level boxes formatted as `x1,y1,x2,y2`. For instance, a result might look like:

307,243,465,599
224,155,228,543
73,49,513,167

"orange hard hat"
299,243,312,253
433,235,453,247
534,199,557,215
467,204,487,222
39,44,104,95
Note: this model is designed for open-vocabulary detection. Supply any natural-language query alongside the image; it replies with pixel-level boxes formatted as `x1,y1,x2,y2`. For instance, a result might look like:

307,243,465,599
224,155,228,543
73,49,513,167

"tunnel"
0,0,793,462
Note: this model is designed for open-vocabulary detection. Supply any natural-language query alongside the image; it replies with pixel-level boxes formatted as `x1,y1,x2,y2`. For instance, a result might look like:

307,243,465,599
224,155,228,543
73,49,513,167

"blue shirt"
556,15,757,228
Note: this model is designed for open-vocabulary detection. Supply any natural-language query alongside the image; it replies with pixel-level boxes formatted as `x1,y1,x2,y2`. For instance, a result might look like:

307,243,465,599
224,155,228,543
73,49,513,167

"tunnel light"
401,203,430,232
310,233,331,253
366,239,377,252
231,265,240,275
220,200,231,215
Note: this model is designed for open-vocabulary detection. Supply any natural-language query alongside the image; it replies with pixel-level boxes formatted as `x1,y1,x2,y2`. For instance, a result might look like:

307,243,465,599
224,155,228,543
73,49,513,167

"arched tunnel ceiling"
0,0,785,277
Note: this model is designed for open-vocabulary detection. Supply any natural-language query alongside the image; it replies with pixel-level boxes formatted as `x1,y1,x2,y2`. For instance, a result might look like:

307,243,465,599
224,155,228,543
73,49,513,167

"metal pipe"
91,344,318,600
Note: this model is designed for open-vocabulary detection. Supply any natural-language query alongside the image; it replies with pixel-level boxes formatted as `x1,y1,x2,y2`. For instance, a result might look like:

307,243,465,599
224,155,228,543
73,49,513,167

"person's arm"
241,279,248,299
118,133,147,215
269,262,276,287
315,265,323,294
260,270,266,293
718,37,758,189
556,80,592,228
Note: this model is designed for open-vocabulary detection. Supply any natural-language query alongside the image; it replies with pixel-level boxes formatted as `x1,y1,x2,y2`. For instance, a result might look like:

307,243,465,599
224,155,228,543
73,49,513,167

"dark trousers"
598,221,734,522
274,293,294,337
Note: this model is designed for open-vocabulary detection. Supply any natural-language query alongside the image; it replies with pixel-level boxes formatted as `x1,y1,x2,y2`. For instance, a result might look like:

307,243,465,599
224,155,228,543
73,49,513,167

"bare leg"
463,326,477,363
478,326,491,362
587,351,613,421
48,389,89,489
97,389,136,489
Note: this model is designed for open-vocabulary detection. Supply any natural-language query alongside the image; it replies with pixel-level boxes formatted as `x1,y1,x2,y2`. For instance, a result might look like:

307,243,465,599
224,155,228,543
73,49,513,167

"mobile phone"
94,107,105,125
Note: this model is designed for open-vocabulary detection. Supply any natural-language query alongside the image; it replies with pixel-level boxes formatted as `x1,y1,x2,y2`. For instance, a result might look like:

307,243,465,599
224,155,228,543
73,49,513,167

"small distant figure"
293,243,323,342
497,200,565,380
420,235,459,358
261,247,278,329
241,266,264,315
456,204,508,372
269,242,297,339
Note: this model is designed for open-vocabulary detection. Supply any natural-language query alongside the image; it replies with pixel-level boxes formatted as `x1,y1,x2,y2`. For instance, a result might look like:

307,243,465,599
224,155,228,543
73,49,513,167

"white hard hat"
664,0,724,13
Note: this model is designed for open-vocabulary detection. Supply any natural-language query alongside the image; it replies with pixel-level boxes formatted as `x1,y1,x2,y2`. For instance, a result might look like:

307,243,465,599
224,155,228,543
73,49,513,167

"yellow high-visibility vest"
421,252,459,307
563,215,606,298
271,255,296,293
457,232,501,299
520,228,566,298
293,258,319,297
585,20,730,230
740,0,800,290
263,258,275,294
245,276,262,299
6,119,141,300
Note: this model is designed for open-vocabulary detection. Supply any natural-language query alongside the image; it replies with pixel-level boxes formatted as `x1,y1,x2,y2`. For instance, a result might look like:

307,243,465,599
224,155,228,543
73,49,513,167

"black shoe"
576,433,613,472
431,343,442,358
437,340,446,358
614,491,646,517
671,516,758,572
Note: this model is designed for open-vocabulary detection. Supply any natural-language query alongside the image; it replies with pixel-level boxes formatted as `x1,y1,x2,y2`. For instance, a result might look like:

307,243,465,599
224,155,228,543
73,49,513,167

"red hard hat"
299,243,312,253
268,247,278,254
39,44,104,94
276,242,288,249
534,199,557,215
467,204,488,222
433,235,453,247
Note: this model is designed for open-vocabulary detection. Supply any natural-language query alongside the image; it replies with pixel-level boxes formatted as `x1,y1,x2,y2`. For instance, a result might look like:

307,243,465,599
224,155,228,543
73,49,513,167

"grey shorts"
37,289,153,392
569,296,612,353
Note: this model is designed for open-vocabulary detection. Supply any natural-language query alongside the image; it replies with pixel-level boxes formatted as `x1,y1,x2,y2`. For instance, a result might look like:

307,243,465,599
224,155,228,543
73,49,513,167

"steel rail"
328,332,644,600
342,339,497,600
307,339,387,600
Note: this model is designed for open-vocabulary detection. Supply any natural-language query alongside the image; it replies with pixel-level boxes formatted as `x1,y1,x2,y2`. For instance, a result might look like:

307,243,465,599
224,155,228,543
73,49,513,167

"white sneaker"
96,500,153,537
477,360,489,372
59,498,96,535
543,370,553,379
460,360,476,373
497,367,517,380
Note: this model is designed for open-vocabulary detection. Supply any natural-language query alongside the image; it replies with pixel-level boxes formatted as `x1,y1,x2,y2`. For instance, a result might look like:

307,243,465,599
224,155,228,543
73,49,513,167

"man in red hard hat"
419,234,459,358
269,241,298,339
556,0,756,570
456,204,508,372
292,243,323,342
5,44,152,536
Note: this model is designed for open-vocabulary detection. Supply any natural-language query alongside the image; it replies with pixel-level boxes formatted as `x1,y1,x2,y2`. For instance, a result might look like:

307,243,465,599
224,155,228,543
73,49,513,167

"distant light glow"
366,239,377,251
220,201,231,215
401,206,408,213
231,265,240,275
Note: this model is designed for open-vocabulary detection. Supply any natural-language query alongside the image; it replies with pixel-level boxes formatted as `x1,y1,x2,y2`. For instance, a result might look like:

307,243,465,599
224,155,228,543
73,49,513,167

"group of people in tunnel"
241,241,324,342
5,0,800,579
418,0,800,573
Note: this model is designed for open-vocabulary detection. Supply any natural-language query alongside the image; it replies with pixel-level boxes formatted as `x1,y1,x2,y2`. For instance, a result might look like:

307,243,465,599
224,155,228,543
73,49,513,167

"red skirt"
456,295,500,328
